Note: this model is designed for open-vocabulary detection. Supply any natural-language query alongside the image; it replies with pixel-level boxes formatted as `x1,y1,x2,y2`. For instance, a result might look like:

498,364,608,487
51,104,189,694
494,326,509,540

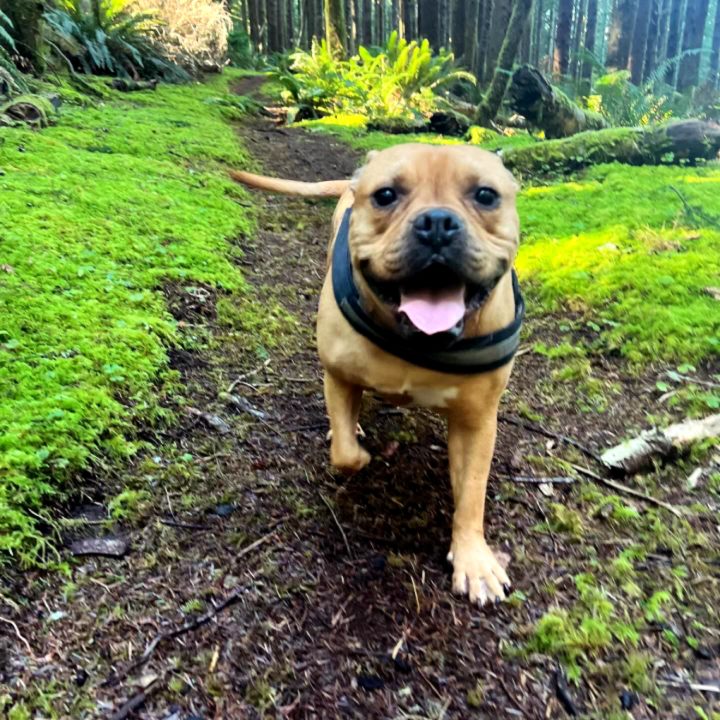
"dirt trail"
4,81,718,720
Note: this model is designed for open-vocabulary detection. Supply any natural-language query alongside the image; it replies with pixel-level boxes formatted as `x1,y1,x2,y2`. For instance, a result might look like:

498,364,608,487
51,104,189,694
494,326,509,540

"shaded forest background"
234,0,720,94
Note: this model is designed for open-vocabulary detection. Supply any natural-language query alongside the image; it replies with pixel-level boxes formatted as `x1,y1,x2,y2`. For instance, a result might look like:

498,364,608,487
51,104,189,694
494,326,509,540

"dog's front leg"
447,407,510,605
324,371,371,473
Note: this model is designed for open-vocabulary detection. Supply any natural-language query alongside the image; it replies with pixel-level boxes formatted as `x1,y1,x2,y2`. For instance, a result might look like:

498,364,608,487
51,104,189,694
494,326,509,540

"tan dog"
231,143,521,605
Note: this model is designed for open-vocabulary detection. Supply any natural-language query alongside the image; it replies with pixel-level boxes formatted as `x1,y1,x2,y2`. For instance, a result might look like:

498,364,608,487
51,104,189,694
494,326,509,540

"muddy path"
4,81,719,720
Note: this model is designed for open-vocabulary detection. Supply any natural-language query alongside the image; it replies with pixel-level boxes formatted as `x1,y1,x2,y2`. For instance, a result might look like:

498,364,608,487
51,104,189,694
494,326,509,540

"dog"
231,143,523,605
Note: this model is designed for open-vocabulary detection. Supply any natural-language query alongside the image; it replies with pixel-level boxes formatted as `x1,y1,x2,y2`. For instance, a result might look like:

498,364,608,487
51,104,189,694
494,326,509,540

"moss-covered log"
503,120,720,176
508,65,609,138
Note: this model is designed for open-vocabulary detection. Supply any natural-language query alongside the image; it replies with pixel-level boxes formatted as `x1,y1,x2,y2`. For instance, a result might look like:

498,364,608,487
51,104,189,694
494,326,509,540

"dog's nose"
413,209,463,250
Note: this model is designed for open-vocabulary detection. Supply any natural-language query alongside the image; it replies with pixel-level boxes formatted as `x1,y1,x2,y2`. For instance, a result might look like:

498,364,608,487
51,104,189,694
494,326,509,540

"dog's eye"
372,187,398,207
474,186,500,209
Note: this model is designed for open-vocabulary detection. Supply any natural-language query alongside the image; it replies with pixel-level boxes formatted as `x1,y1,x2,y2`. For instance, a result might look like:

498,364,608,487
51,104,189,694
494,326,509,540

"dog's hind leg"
323,371,370,473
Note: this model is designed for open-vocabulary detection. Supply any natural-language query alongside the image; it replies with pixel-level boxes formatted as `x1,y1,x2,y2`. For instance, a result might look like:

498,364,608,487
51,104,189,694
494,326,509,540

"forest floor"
3,75,720,720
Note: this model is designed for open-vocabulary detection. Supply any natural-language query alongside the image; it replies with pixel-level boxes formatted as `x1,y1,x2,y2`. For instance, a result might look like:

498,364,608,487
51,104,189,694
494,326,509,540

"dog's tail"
229,170,350,198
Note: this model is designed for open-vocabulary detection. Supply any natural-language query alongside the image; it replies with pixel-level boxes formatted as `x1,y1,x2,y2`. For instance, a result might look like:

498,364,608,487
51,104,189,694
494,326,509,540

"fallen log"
502,119,720,176
509,65,609,138
601,413,720,475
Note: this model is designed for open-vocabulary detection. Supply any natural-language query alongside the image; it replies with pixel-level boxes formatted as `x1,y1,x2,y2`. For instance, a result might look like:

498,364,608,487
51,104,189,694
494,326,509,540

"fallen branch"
658,676,720,693
568,462,682,517
601,413,720,475
498,414,604,464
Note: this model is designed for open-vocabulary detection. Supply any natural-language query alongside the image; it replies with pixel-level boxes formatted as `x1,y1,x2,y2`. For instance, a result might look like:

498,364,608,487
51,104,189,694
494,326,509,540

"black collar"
331,208,525,375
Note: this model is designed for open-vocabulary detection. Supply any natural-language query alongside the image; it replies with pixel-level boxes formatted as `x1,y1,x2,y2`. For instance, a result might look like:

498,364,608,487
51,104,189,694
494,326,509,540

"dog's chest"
378,383,459,409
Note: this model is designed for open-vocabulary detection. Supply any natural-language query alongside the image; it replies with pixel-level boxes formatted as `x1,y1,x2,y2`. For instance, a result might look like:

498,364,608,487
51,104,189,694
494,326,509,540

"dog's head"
347,144,520,339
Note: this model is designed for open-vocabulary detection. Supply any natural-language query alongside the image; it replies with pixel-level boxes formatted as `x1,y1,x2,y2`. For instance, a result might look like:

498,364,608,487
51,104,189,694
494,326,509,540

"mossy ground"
0,70,255,563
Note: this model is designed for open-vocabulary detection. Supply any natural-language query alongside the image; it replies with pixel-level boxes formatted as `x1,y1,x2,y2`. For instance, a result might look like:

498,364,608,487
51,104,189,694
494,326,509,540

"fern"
42,1,189,81
273,33,476,124
0,11,28,95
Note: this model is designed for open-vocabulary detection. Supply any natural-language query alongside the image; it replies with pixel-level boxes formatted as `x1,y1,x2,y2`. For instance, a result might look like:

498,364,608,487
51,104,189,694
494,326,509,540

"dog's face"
348,144,520,338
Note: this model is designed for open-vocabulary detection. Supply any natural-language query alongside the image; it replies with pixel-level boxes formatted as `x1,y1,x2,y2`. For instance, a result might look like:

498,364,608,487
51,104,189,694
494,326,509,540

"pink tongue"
399,287,466,335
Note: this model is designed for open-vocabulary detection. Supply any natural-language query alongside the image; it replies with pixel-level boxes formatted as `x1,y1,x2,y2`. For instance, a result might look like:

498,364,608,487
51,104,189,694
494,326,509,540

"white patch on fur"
408,385,459,408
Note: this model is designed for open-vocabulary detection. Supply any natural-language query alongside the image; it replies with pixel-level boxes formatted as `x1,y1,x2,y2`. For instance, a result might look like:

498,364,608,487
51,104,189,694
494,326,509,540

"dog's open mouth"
367,263,490,336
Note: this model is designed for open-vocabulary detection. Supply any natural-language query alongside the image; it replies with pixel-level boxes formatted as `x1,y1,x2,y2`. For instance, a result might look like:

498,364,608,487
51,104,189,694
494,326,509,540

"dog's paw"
447,534,511,606
330,444,371,474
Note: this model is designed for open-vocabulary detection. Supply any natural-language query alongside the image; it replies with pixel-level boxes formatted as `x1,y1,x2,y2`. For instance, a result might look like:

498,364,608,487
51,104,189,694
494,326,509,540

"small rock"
357,674,384,691
70,537,129,558
687,467,703,490
223,574,240,590
620,690,638,710
598,242,619,252
704,286,720,301
213,503,236,518
75,668,88,687
694,645,715,660
538,482,555,497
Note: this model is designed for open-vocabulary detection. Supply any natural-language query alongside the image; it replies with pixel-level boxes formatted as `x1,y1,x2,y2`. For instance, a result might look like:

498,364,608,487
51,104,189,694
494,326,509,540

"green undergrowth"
0,69,254,564
517,164,720,363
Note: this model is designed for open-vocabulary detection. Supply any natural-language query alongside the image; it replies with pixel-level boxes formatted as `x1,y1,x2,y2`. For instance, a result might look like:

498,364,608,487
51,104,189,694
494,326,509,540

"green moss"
518,164,720,362
0,70,254,563
527,573,640,682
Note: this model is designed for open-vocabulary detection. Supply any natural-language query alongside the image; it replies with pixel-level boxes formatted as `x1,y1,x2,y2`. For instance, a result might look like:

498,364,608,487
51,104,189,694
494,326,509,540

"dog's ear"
349,150,380,192
365,150,379,163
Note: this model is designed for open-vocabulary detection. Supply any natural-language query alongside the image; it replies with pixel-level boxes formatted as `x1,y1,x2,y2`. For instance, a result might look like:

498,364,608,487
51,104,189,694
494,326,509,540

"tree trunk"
664,0,686,84
642,0,661,82
570,0,587,83
606,0,638,69
552,0,573,76
375,0,386,44
503,119,720,176
325,0,348,53
483,0,512,82
711,0,720,86
403,0,418,38
464,0,481,70
345,0,356,52
530,0,543,65
581,0,598,81
453,0,466,58
677,0,710,90
391,0,402,37
362,0,373,44
476,0,535,126
477,0,493,77
249,0,261,47
508,65,609,137
419,0,439,45
629,0,651,84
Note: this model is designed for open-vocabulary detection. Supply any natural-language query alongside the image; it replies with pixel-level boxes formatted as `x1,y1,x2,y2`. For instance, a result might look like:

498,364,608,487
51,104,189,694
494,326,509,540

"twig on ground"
567,462,682,517
498,414,605,465
319,492,354,558
227,359,272,393
0,616,34,657
160,519,210,531
501,475,576,485
105,523,282,686
658,676,720,693
109,679,160,720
